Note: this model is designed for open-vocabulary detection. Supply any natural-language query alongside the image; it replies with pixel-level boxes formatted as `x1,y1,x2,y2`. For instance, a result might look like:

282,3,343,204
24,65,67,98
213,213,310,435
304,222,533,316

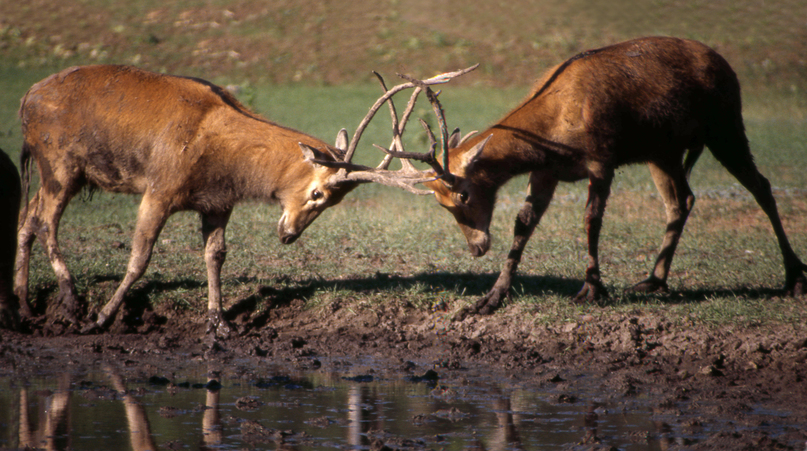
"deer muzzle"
460,225,491,257
277,212,302,244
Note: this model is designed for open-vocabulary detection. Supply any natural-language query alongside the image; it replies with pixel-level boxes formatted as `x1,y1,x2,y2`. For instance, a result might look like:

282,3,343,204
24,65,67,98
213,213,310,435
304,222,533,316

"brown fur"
424,37,807,314
0,148,21,330
15,65,357,335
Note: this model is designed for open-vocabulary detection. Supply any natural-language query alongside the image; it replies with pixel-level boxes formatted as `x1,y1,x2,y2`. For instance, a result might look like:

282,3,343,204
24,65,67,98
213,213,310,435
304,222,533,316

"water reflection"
18,374,71,450
0,361,677,450
490,388,524,451
105,365,157,451
201,372,221,450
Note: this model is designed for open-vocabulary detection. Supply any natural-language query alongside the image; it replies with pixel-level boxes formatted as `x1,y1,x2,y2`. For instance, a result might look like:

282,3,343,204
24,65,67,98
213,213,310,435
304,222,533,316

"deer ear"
459,134,492,171
324,145,346,162
447,129,479,148
334,128,349,153
459,130,479,145
299,143,331,168
448,128,462,149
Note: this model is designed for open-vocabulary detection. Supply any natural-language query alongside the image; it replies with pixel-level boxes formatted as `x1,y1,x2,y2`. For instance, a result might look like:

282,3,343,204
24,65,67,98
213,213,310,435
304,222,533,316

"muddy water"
0,358,685,450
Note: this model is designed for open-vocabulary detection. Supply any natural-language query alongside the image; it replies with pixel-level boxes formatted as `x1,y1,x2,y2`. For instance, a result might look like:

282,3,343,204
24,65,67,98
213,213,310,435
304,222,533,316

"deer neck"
450,121,550,188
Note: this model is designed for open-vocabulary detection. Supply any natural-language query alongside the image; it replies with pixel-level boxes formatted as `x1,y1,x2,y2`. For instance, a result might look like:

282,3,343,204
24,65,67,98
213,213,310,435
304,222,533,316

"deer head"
423,131,494,257
276,129,358,244
368,71,495,257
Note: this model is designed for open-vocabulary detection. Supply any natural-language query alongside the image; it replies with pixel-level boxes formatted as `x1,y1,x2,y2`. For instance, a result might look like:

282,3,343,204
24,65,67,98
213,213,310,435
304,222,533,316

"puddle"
0,358,691,450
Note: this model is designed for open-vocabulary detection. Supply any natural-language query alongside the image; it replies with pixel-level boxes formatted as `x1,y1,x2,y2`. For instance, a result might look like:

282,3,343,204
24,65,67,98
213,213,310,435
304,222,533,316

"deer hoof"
629,277,669,294
574,281,608,304
206,311,235,339
784,264,807,297
80,322,103,335
786,277,806,297
453,288,507,321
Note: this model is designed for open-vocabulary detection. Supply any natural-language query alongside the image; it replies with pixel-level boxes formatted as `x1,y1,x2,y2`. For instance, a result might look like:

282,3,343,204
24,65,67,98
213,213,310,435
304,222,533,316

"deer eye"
312,189,324,201
459,191,469,204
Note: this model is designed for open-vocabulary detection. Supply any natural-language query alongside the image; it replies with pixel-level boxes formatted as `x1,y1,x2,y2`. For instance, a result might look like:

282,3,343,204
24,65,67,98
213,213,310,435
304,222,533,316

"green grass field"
1,0,806,327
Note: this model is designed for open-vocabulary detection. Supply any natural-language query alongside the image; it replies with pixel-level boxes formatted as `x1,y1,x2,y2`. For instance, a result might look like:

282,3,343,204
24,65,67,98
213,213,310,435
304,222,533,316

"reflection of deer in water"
348,384,381,448
105,365,158,451
104,364,225,451
201,367,222,450
490,392,524,451
18,373,71,451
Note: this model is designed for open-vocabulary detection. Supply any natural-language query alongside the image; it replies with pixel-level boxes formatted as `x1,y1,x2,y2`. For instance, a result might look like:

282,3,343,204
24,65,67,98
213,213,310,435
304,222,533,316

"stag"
0,148,21,330
15,64,474,337
408,36,807,315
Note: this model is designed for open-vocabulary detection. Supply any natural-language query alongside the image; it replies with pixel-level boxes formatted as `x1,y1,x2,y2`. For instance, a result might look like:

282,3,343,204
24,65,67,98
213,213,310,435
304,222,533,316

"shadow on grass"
28,271,789,326
235,271,790,310
83,274,205,329
617,285,784,306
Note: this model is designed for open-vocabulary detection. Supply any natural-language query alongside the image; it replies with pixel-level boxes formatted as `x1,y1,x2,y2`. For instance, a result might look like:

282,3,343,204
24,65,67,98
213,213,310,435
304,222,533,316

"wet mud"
1,299,806,450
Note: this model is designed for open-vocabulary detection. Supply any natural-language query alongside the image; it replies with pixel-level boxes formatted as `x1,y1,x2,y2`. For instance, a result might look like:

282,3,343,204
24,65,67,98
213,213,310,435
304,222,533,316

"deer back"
19,64,352,240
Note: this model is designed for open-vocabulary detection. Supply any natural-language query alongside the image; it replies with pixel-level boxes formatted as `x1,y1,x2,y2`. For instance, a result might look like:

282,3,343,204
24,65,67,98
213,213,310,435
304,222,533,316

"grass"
2,0,806,91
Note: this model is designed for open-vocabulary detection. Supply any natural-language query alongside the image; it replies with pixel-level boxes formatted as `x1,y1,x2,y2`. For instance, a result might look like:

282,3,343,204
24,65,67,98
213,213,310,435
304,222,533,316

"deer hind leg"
457,171,558,320
631,160,695,293
19,185,83,323
710,139,807,296
201,210,233,339
88,194,171,332
574,167,614,304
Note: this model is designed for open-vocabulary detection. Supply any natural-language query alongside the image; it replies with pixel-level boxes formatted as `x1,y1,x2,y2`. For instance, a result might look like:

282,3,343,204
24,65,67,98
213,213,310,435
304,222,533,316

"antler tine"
390,87,423,172
343,64,479,165
372,142,444,176
340,170,437,195
372,71,422,171
425,87,453,181
372,70,398,172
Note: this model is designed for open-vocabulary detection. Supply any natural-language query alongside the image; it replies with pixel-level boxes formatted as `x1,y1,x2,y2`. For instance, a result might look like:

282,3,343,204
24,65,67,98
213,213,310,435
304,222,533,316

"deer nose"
466,227,491,256
280,233,300,245
277,213,301,244
469,242,488,257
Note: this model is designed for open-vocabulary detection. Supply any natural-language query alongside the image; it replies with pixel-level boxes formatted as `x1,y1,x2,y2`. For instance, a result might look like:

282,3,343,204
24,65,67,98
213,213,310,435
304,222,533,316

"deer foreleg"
201,210,233,339
574,170,613,303
632,162,694,293
88,195,170,332
456,172,558,320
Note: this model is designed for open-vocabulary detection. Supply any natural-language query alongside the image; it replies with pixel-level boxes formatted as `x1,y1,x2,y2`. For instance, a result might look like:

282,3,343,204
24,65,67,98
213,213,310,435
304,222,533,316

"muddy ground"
1,298,806,451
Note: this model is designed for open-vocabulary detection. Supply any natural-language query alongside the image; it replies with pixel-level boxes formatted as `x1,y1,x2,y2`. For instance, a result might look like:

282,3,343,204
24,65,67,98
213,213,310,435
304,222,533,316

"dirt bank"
2,299,806,450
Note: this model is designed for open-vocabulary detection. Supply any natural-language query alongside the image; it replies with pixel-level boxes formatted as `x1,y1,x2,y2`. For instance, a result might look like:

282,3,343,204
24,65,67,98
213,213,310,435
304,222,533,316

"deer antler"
386,72,459,187
344,64,478,164
300,64,477,194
